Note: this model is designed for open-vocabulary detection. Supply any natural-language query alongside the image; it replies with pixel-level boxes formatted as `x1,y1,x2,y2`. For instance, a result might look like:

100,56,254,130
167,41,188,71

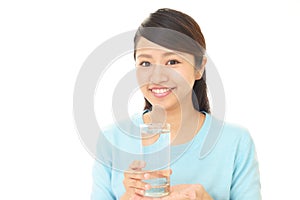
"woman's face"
135,37,203,111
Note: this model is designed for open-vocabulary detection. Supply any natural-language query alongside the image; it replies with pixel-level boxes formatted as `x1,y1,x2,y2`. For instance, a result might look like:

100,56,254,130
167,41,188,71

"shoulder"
221,120,253,144
201,112,249,141
202,113,252,142
197,113,254,158
214,118,256,156
205,114,255,150
200,114,258,164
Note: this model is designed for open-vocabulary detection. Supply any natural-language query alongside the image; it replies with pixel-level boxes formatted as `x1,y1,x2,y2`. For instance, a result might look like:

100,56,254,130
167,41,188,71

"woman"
92,8,261,200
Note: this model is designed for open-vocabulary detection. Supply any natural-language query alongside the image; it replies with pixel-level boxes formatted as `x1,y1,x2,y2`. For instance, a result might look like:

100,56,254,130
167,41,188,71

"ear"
195,56,207,80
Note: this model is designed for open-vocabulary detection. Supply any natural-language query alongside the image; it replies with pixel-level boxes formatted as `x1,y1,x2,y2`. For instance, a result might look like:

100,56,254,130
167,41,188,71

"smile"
151,88,170,94
149,87,174,97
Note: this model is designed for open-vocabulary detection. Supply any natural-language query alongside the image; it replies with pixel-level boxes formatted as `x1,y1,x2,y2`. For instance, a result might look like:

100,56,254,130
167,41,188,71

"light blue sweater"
91,112,261,200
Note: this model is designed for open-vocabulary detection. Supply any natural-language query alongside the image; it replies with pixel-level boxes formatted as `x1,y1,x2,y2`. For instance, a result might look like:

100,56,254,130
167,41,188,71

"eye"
139,61,151,67
166,59,180,65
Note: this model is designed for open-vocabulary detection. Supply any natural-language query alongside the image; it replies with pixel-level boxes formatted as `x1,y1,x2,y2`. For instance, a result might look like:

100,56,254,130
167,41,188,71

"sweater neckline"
135,110,211,150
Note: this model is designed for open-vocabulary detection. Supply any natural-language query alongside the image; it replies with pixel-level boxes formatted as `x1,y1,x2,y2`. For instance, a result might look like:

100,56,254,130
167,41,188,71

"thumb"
157,169,172,176
129,160,146,170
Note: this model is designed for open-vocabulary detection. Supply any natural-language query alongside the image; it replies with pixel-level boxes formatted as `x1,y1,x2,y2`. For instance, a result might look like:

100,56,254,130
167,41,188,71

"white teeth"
151,88,170,94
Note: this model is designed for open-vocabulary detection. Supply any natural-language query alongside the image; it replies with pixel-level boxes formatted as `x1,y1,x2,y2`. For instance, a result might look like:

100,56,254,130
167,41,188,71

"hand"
131,184,213,200
120,160,172,200
121,160,150,199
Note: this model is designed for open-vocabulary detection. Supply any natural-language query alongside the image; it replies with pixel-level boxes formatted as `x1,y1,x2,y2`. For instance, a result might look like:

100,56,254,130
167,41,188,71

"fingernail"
144,173,150,179
145,184,151,190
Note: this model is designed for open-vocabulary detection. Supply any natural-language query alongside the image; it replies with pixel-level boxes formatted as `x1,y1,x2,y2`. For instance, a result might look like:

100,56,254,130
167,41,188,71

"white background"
1,0,299,199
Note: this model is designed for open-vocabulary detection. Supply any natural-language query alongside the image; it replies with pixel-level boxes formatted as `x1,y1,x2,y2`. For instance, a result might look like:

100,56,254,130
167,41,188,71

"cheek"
186,74,197,88
136,68,151,87
136,70,149,96
140,85,148,95
173,69,195,88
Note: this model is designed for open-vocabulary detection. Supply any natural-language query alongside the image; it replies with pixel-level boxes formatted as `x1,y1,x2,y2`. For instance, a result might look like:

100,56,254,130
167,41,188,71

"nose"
149,64,168,84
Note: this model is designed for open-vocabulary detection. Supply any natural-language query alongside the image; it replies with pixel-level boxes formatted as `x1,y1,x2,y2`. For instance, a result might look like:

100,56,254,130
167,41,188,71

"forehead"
136,37,170,51
135,37,194,60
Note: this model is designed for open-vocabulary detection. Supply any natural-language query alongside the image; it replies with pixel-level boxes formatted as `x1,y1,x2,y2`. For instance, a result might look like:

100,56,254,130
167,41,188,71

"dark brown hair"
134,8,210,113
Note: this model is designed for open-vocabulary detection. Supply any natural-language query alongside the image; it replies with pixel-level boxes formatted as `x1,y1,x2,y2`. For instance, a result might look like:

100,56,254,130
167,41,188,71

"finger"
155,169,172,176
162,186,192,200
130,160,146,170
181,187,197,200
123,185,145,198
166,193,191,200
146,169,172,179
134,188,146,196
130,193,143,200
186,191,196,200
124,171,151,180
126,178,151,190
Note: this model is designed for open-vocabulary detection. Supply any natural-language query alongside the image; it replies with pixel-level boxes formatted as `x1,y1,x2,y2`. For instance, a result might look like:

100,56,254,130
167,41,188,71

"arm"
91,125,118,200
230,131,261,200
91,161,116,200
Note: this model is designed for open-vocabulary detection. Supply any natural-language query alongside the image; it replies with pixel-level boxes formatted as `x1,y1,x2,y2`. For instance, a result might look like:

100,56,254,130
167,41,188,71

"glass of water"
139,123,171,197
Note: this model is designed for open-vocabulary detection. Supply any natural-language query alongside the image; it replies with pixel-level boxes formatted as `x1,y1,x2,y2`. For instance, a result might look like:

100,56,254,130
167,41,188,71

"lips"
149,87,174,98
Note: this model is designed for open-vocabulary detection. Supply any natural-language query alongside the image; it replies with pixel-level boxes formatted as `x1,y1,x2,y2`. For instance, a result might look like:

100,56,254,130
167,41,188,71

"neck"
166,102,198,125
146,97,204,145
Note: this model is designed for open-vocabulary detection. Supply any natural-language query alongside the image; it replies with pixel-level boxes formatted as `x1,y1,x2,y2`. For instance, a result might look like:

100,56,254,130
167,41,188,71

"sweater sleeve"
91,128,116,200
91,161,116,200
230,130,262,200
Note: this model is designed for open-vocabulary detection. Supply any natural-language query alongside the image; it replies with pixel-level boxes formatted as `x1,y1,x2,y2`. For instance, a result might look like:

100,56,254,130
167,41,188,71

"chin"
149,101,180,111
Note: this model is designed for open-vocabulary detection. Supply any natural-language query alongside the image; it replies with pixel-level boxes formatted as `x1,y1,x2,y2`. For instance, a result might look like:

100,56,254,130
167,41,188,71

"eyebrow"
136,52,179,59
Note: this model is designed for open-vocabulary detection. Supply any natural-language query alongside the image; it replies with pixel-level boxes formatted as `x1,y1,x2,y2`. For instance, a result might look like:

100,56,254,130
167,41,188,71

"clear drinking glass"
139,123,171,197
